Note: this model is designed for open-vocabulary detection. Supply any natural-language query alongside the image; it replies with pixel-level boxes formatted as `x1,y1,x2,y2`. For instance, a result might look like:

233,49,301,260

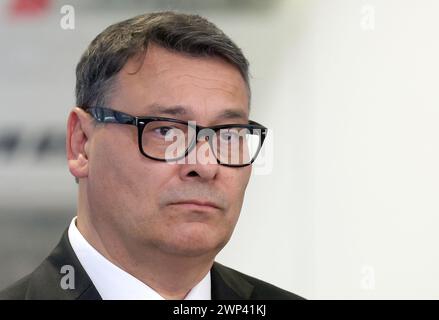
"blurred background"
1,0,439,299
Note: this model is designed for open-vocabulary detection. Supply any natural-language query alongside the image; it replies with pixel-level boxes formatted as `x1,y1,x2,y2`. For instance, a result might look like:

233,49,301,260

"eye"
220,130,239,142
154,126,174,137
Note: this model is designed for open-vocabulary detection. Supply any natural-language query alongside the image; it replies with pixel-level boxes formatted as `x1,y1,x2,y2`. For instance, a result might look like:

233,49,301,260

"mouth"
169,200,221,212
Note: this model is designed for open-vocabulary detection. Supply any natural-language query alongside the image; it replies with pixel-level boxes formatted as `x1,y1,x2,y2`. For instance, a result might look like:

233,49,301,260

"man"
0,11,302,300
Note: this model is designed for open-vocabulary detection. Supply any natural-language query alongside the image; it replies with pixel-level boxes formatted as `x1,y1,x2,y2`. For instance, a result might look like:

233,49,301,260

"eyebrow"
147,104,248,122
216,109,248,122
148,104,188,117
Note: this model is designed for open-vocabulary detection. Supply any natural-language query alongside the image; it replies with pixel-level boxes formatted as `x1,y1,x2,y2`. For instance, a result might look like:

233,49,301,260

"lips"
170,199,221,210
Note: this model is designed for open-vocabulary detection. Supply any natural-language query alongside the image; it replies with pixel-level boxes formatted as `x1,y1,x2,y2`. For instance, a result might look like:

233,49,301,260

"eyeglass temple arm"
88,107,136,125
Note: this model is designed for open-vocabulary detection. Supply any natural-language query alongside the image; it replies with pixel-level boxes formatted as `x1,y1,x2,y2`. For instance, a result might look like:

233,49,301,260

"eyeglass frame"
85,106,268,167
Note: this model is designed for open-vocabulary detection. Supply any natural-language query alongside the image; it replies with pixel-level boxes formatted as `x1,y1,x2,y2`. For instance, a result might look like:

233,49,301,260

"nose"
178,136,219,181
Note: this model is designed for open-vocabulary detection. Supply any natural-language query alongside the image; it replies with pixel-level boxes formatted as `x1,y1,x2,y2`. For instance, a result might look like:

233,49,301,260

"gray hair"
75,11,251,109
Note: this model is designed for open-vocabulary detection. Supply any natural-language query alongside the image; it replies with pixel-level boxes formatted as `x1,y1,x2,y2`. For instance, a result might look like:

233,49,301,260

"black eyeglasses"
86,107,267,167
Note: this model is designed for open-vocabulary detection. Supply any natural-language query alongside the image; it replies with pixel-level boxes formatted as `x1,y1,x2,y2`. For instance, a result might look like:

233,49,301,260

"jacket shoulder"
213,262,305,300
0,274,32,300
0,228,100,300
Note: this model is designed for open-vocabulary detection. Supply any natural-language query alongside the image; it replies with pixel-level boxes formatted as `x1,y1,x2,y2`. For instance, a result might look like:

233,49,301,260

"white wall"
306,0,439,299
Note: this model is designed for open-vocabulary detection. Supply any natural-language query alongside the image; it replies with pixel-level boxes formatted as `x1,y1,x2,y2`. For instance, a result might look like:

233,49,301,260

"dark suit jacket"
0,229,303,300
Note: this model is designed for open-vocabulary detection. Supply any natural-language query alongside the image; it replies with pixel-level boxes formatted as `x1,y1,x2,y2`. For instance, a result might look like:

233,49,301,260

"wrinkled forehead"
109,44,250,125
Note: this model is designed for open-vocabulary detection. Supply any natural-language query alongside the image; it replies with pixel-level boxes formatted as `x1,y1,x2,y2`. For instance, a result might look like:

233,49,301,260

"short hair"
75,11,251,109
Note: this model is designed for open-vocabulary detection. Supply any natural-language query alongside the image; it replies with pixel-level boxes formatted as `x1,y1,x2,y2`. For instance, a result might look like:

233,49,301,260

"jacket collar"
210,262,254,299
23,228,99,299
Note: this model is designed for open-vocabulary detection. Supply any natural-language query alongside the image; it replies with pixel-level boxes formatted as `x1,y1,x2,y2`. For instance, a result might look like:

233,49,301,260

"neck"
76,210,215,300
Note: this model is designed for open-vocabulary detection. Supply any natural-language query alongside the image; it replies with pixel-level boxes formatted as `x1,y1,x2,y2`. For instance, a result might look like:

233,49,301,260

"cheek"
90,132,136,186
88,130,183,226
231,166,251,192
223,167,251,214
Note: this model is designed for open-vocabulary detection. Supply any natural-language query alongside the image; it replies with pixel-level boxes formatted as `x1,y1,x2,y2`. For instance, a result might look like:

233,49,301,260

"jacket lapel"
24,228,101,300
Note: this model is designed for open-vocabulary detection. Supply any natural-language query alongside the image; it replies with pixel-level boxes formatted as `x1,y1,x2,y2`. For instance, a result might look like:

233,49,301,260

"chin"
157,226,229,257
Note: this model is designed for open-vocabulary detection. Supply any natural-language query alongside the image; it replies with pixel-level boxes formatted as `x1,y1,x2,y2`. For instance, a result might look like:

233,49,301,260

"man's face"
84,44,251,257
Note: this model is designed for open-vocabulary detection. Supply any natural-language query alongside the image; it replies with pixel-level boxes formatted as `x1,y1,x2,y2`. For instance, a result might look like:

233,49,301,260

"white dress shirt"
67,217,211,300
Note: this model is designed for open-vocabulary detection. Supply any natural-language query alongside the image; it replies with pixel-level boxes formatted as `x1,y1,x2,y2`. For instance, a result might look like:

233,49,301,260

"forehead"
110,44,249,123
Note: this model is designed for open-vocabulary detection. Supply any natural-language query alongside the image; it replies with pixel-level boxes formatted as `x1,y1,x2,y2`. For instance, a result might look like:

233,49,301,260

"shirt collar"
67,217,211,300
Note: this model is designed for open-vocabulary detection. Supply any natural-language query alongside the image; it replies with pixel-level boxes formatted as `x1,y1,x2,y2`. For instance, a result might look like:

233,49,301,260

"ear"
66,107,94,181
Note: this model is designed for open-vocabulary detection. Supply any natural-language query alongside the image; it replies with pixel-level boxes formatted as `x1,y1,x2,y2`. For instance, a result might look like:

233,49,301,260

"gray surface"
0,209,74,290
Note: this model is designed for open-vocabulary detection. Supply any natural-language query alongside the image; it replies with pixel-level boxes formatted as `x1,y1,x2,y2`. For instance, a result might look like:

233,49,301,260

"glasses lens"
141,121,194,160
212,127,263,166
